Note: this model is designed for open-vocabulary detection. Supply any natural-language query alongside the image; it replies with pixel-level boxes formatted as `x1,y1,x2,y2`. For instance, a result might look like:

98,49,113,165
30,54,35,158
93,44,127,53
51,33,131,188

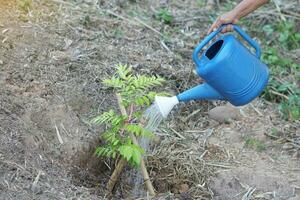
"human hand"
207,10,239,34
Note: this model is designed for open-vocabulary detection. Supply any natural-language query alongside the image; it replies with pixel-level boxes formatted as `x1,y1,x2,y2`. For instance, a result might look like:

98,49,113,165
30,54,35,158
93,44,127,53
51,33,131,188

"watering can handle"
193,24,261,67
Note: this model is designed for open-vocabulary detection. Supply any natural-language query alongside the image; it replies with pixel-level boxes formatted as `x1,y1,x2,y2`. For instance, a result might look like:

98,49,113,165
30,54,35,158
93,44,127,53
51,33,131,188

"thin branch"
106,10,163,37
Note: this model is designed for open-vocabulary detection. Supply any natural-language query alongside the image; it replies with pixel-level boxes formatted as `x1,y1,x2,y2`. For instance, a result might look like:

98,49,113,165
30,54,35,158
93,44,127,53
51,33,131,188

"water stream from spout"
131,102,165,197
143,102,165,132
130,135,150,197
131,96,178,198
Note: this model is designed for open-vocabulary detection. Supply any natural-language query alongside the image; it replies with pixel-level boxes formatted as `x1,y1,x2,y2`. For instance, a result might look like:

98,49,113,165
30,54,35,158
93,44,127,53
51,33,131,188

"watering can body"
177,25,269,106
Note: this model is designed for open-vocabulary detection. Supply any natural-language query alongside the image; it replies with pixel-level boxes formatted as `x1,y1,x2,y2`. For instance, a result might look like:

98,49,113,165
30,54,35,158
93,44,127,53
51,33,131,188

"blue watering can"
177,24,269,106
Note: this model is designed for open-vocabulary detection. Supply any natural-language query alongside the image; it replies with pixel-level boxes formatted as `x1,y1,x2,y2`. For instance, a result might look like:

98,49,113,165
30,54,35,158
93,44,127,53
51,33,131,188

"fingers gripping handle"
193,24,261,67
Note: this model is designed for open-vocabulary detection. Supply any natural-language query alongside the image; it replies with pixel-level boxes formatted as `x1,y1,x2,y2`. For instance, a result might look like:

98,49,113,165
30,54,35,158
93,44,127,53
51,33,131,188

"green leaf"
277,83,293,92
103,77,124,88
262,24,273,36
134,96,151,106
112,139,120,146
91,110,116,124
125,124,154,138
279,31,289,43
112,152,117,159
131,148,142,166
295,33,300,41
116,64,132,79
129,144,145,167
95,147,113,157
95,147,105,156
118,145,133,161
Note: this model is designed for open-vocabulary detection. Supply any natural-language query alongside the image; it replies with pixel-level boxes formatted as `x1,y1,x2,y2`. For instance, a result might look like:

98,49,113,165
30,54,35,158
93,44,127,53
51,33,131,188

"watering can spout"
177,83,225,102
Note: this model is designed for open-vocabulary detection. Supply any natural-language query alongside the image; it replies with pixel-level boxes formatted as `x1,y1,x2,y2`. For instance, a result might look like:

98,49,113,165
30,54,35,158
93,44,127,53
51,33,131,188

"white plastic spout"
154,96,179,118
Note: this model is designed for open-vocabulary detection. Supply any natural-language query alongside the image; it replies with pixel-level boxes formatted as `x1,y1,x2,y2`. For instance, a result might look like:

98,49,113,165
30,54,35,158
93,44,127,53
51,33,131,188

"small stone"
208,105,240,123
0,60,3,65
179,183,189,193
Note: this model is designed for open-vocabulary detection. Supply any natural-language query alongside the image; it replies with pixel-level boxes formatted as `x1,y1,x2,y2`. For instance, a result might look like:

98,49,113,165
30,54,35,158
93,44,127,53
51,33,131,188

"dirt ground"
0,0,299,199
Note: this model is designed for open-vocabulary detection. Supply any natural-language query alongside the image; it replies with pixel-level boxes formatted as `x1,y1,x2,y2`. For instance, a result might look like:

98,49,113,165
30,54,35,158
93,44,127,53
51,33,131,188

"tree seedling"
92,64,166,196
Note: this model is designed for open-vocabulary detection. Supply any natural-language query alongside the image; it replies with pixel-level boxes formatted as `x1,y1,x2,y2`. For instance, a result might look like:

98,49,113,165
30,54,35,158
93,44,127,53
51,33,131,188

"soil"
207,102,300,199
0,0,299,200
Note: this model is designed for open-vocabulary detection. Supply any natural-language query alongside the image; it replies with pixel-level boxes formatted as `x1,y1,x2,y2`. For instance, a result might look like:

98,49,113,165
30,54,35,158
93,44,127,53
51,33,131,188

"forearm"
233,0,269,19
207,0,269,34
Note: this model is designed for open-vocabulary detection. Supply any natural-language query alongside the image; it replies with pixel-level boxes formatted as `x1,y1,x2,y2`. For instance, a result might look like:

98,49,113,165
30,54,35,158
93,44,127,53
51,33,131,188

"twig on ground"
203,129,214,147
160,40,173,54
31,171,43,192
50,0,74,6
182,109,202,123
205,162,231,169
132,16,163,37
105,10,163,37
55,124,64,144
169,127,186,139
265,132,300,149
199,150,208,159
249,103,263,116
242,187,256,200
269,90,289,100
272,0,286,21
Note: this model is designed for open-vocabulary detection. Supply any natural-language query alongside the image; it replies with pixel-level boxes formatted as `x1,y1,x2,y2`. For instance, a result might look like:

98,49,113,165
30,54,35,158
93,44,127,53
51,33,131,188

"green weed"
262,78,294,102
18,0,33,13
155,8,173,24
244,137,266,152
263,78,300,121
279,94,300,121
113,27,124,39
196,0,206,7
276,21,300,50
262,47,298,75
262,21,300,50
270,127,279,136
260,20,300,108
81,15,92,27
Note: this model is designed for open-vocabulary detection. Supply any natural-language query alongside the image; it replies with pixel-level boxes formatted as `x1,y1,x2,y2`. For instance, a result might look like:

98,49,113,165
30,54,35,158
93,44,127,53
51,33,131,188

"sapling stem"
105,93,155,196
